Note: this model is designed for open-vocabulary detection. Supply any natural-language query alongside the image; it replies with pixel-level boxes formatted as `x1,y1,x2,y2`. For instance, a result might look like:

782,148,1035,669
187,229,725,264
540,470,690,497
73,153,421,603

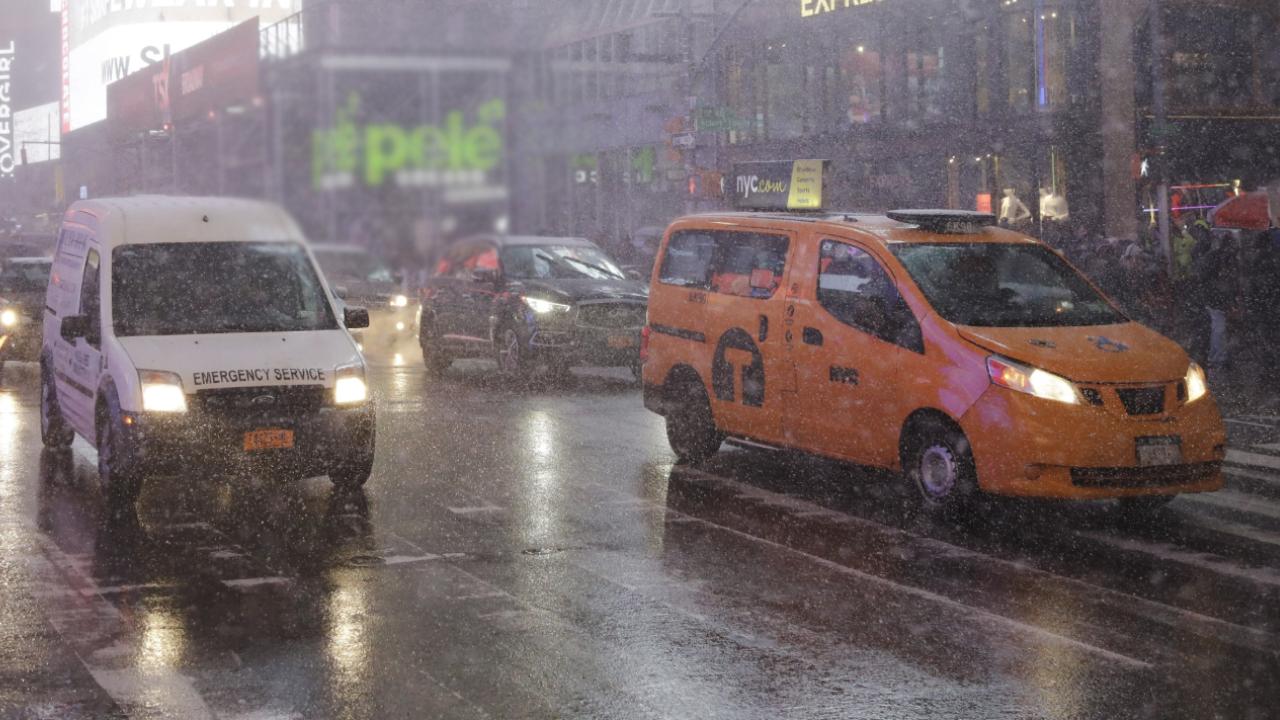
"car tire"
96,397,142,511
629,360,644,384
40,363,74,449
330,454,374,490
421,342,452,377
901,416,979,519
494,325,530,380
665,378,723,464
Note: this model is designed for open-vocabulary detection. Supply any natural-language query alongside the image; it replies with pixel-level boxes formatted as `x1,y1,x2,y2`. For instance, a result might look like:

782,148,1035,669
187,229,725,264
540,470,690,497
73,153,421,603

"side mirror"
344,306,370,329
59,315,89,342
471,268,499,285
334,285,349,300
625,268,643,281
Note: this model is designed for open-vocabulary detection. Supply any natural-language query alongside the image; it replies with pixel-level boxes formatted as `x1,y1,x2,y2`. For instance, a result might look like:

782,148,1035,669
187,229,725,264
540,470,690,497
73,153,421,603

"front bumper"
527,325,642,368
119,402,376,478
960,384,1226,499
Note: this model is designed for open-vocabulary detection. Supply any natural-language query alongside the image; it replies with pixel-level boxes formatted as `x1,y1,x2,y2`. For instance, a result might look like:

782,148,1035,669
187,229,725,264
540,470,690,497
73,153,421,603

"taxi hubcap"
919,445,956,499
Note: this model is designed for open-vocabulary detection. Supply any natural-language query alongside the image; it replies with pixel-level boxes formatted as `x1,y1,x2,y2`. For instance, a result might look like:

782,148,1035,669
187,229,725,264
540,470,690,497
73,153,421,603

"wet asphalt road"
1,351,1279,720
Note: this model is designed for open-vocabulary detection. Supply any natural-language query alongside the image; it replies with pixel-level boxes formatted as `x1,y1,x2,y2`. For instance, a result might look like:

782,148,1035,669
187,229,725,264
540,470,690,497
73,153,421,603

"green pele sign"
312,93,506,190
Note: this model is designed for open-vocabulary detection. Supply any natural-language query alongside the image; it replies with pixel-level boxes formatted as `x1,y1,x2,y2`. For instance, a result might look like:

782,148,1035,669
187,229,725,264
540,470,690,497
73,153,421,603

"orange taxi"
641,187,1225,516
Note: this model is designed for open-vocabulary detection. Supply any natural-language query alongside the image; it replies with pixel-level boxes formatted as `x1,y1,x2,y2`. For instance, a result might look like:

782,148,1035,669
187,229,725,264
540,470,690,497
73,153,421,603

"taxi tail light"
639,325,651,362
986,355,1079,405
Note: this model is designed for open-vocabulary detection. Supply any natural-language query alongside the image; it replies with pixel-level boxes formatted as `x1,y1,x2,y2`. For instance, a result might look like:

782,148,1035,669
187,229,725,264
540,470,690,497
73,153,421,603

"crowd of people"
1040,217,1280,411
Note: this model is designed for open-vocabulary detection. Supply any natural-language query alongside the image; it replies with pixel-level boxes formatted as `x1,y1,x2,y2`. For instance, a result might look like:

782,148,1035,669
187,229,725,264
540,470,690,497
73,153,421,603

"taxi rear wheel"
665,379,723,464
902,417,978,517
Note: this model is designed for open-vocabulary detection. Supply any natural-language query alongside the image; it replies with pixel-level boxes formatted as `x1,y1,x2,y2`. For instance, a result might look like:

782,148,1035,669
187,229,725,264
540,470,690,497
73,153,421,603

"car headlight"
987,355,1079,405
334,362,368,405
390,294,409,308
0,309,16,327
1184,362,1207,404
138,369,188,413
522,296,571,314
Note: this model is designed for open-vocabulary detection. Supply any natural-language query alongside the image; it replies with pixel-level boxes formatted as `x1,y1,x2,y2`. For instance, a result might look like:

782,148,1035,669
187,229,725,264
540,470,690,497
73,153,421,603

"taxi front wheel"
665,380,723,464
902,417,979,517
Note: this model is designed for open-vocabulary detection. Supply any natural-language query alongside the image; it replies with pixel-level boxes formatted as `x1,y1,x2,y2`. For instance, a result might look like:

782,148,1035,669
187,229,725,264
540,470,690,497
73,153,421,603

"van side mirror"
343,306,370,329
59,315,87,342
471,268,499,285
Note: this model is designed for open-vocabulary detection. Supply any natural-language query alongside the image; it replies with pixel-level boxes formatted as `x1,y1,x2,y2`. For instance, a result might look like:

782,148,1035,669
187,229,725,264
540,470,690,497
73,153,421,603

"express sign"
800,0,877,18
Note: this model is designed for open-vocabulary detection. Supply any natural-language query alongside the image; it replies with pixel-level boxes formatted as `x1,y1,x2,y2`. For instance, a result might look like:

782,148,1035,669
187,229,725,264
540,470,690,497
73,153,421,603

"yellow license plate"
244,429,295,451
607,334,635,349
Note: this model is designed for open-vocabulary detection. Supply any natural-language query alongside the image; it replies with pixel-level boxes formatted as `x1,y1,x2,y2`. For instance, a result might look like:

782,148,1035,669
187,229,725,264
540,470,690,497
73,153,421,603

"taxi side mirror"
59,315,89,342
343,307,370,329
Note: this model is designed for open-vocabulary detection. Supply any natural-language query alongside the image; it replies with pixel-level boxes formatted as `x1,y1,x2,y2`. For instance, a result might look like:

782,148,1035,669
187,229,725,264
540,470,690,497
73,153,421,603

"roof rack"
886,209,997,234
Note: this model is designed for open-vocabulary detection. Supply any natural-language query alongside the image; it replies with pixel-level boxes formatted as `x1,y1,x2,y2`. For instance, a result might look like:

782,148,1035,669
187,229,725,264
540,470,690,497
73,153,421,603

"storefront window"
1004,2,1071,111
839,43,881,125
1164,5,1256,110
906,46,944,117
766,42,805,140
1004,7,1035,110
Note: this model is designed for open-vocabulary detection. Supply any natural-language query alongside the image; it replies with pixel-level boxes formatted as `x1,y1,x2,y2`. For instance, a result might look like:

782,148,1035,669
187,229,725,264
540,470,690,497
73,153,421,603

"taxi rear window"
659,230,788,299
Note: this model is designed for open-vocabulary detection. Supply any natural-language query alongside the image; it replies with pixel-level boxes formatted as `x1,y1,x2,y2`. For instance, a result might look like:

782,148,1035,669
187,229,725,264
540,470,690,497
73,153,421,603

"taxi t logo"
1088,335,1128,353
712,328,766,407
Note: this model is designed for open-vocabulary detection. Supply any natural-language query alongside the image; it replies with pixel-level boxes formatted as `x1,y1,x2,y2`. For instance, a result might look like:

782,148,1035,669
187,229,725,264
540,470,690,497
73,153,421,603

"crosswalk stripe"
1182,488,1280,522
1225,448,1280,472
1077,529,1280,589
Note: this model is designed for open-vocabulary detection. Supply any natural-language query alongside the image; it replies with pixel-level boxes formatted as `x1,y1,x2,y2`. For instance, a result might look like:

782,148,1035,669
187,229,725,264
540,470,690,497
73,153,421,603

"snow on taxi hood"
954,321,1189,383
117,330,361,393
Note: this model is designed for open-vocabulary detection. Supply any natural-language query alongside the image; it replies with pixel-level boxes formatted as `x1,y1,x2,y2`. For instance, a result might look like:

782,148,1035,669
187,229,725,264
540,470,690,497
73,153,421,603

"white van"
39,196,375,506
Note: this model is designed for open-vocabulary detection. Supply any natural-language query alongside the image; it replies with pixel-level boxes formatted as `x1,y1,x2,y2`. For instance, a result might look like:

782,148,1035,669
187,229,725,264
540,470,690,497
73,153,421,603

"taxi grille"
1070,462,1219,488
1116,386,1166,415
194,385,327,416
576,302,646,329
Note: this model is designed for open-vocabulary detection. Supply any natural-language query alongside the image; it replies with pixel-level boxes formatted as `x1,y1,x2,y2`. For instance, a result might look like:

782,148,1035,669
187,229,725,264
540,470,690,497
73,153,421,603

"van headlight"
0,309,16,327
1184,362,1208,404
522,296,571,314
390,294,409,307
986,355,1079,405
334,363,368,405
139,369,188,413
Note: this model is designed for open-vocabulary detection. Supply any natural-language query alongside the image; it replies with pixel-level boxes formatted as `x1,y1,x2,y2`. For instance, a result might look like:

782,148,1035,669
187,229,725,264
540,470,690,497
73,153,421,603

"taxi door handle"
802,327,823,346
758,315,769,342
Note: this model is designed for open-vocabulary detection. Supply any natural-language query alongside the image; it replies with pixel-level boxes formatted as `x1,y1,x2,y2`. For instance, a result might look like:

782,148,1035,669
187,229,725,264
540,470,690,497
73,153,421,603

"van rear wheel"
40,363,74,449
665,379,723,464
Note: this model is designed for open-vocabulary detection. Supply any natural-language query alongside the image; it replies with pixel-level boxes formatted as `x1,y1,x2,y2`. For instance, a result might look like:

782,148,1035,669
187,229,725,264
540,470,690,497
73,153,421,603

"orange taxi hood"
955,322,1189,383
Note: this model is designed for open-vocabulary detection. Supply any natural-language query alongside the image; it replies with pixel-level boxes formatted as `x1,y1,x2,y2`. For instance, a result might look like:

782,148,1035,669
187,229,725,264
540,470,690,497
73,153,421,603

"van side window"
78,248,102,348
817,240,922,352
658,231,716,288
708,232,788,299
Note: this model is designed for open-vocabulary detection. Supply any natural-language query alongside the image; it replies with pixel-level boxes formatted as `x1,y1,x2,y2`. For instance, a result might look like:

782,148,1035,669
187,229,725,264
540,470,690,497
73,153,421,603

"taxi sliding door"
783,236,923,468
699,228,796,446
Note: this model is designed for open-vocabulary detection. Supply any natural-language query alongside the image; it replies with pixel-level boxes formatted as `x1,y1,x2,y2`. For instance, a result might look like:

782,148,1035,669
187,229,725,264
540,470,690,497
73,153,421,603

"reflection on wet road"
1,357,1278,718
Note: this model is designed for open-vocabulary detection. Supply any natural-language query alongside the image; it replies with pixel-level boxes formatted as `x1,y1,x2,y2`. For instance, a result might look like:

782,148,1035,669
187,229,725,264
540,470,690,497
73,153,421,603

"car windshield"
313,248,394,283
0,260,52,293
891,242,1125,327
112,242,338,336
501,244,626,280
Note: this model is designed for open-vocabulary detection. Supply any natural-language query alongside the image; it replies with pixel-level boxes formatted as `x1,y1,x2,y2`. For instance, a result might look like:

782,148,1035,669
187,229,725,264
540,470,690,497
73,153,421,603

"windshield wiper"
560,255,623,279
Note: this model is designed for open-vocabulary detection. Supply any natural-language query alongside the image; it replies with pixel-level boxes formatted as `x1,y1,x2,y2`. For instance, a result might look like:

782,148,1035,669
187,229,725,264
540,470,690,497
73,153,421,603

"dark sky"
1,0,61,110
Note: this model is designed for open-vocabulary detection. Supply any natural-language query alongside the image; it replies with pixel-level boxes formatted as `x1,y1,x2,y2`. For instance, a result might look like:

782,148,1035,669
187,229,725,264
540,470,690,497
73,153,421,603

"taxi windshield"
112,242,339,336
891,242,1125,327
501,245,626,281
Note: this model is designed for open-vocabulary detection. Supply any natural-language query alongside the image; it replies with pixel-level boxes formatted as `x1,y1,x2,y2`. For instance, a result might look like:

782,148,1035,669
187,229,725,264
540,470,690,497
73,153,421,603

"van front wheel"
665,379,723,464
96,400,142,511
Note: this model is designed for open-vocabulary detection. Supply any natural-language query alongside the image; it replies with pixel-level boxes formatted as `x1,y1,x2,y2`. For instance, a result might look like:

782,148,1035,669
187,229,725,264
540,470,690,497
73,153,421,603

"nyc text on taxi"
642,162,1225,515
40,197,376,507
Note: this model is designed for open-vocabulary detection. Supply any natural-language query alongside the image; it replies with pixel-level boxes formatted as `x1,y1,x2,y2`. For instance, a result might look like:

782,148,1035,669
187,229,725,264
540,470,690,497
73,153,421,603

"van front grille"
194,385,327,416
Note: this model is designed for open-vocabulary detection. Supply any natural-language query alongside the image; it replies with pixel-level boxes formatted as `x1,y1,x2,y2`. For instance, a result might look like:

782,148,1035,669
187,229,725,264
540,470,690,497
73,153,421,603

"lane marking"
447,504,505,515
1183,489,1280,522
1077,530,1280,589
1226,448,1280,473
1179,513,1280,548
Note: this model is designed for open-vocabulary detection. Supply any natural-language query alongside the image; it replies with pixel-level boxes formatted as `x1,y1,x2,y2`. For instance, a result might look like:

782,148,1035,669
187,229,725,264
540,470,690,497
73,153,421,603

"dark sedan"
0,257,52,371
419,235,648,380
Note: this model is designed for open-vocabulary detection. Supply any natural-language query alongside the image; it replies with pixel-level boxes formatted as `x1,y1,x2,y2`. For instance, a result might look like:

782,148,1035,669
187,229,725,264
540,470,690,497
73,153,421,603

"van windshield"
112,242,338,336
890,243,1125,327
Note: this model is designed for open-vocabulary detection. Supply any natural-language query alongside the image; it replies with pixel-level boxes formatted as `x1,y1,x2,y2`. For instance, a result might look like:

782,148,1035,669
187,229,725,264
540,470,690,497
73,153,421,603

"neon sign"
312,93,505,190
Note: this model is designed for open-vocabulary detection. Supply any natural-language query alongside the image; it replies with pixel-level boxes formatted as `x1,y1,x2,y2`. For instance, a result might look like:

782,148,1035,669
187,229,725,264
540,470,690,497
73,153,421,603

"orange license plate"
607,334,635,349
244,429,294,451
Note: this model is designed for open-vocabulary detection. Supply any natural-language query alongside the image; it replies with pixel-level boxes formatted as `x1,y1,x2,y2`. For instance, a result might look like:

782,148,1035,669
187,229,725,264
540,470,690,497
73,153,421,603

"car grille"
1116,386,1166,415
1070,462,1219,488
194,385,327,417
576,302,646,329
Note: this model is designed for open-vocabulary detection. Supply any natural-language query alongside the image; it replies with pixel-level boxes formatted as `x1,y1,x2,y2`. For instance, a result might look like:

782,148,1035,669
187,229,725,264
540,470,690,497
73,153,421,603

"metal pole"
1149,0,1172,274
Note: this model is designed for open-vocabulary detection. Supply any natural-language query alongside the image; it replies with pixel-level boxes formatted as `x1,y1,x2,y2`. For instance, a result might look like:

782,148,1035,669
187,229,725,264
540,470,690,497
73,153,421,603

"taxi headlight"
0,309,16,328
390,294,409,308
522,296,570,314
986,355,1079,405
1184,362,1208,404
334,363,368,405
139,369,188,413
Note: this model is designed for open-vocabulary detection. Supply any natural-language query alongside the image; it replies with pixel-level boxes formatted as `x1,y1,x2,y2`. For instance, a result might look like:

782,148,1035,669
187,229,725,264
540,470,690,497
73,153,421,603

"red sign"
975,193,993,214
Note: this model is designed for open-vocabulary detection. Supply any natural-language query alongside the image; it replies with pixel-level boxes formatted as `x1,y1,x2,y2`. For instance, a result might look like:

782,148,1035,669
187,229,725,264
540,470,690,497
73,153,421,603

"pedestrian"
1189,229,1238,383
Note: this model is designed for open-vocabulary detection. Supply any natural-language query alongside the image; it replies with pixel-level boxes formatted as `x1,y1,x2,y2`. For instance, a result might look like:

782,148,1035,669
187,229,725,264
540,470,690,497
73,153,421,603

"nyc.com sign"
312,93,505,191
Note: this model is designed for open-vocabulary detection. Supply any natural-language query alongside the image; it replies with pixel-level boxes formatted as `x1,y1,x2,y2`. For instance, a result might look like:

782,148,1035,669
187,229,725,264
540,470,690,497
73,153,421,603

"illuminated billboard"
63,0,299,131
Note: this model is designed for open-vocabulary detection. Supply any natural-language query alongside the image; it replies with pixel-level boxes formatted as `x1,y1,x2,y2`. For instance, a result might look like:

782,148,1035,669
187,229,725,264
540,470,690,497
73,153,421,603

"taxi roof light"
887,209,997,234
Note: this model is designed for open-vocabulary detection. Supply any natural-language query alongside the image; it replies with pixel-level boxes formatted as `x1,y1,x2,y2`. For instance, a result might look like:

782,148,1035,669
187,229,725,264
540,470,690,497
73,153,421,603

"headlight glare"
522,296,570,314
138,369,188,413
987,355,1079,405
0,309,16,327
390,294,409,307
334,363,368,405
1185,362,1208,403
